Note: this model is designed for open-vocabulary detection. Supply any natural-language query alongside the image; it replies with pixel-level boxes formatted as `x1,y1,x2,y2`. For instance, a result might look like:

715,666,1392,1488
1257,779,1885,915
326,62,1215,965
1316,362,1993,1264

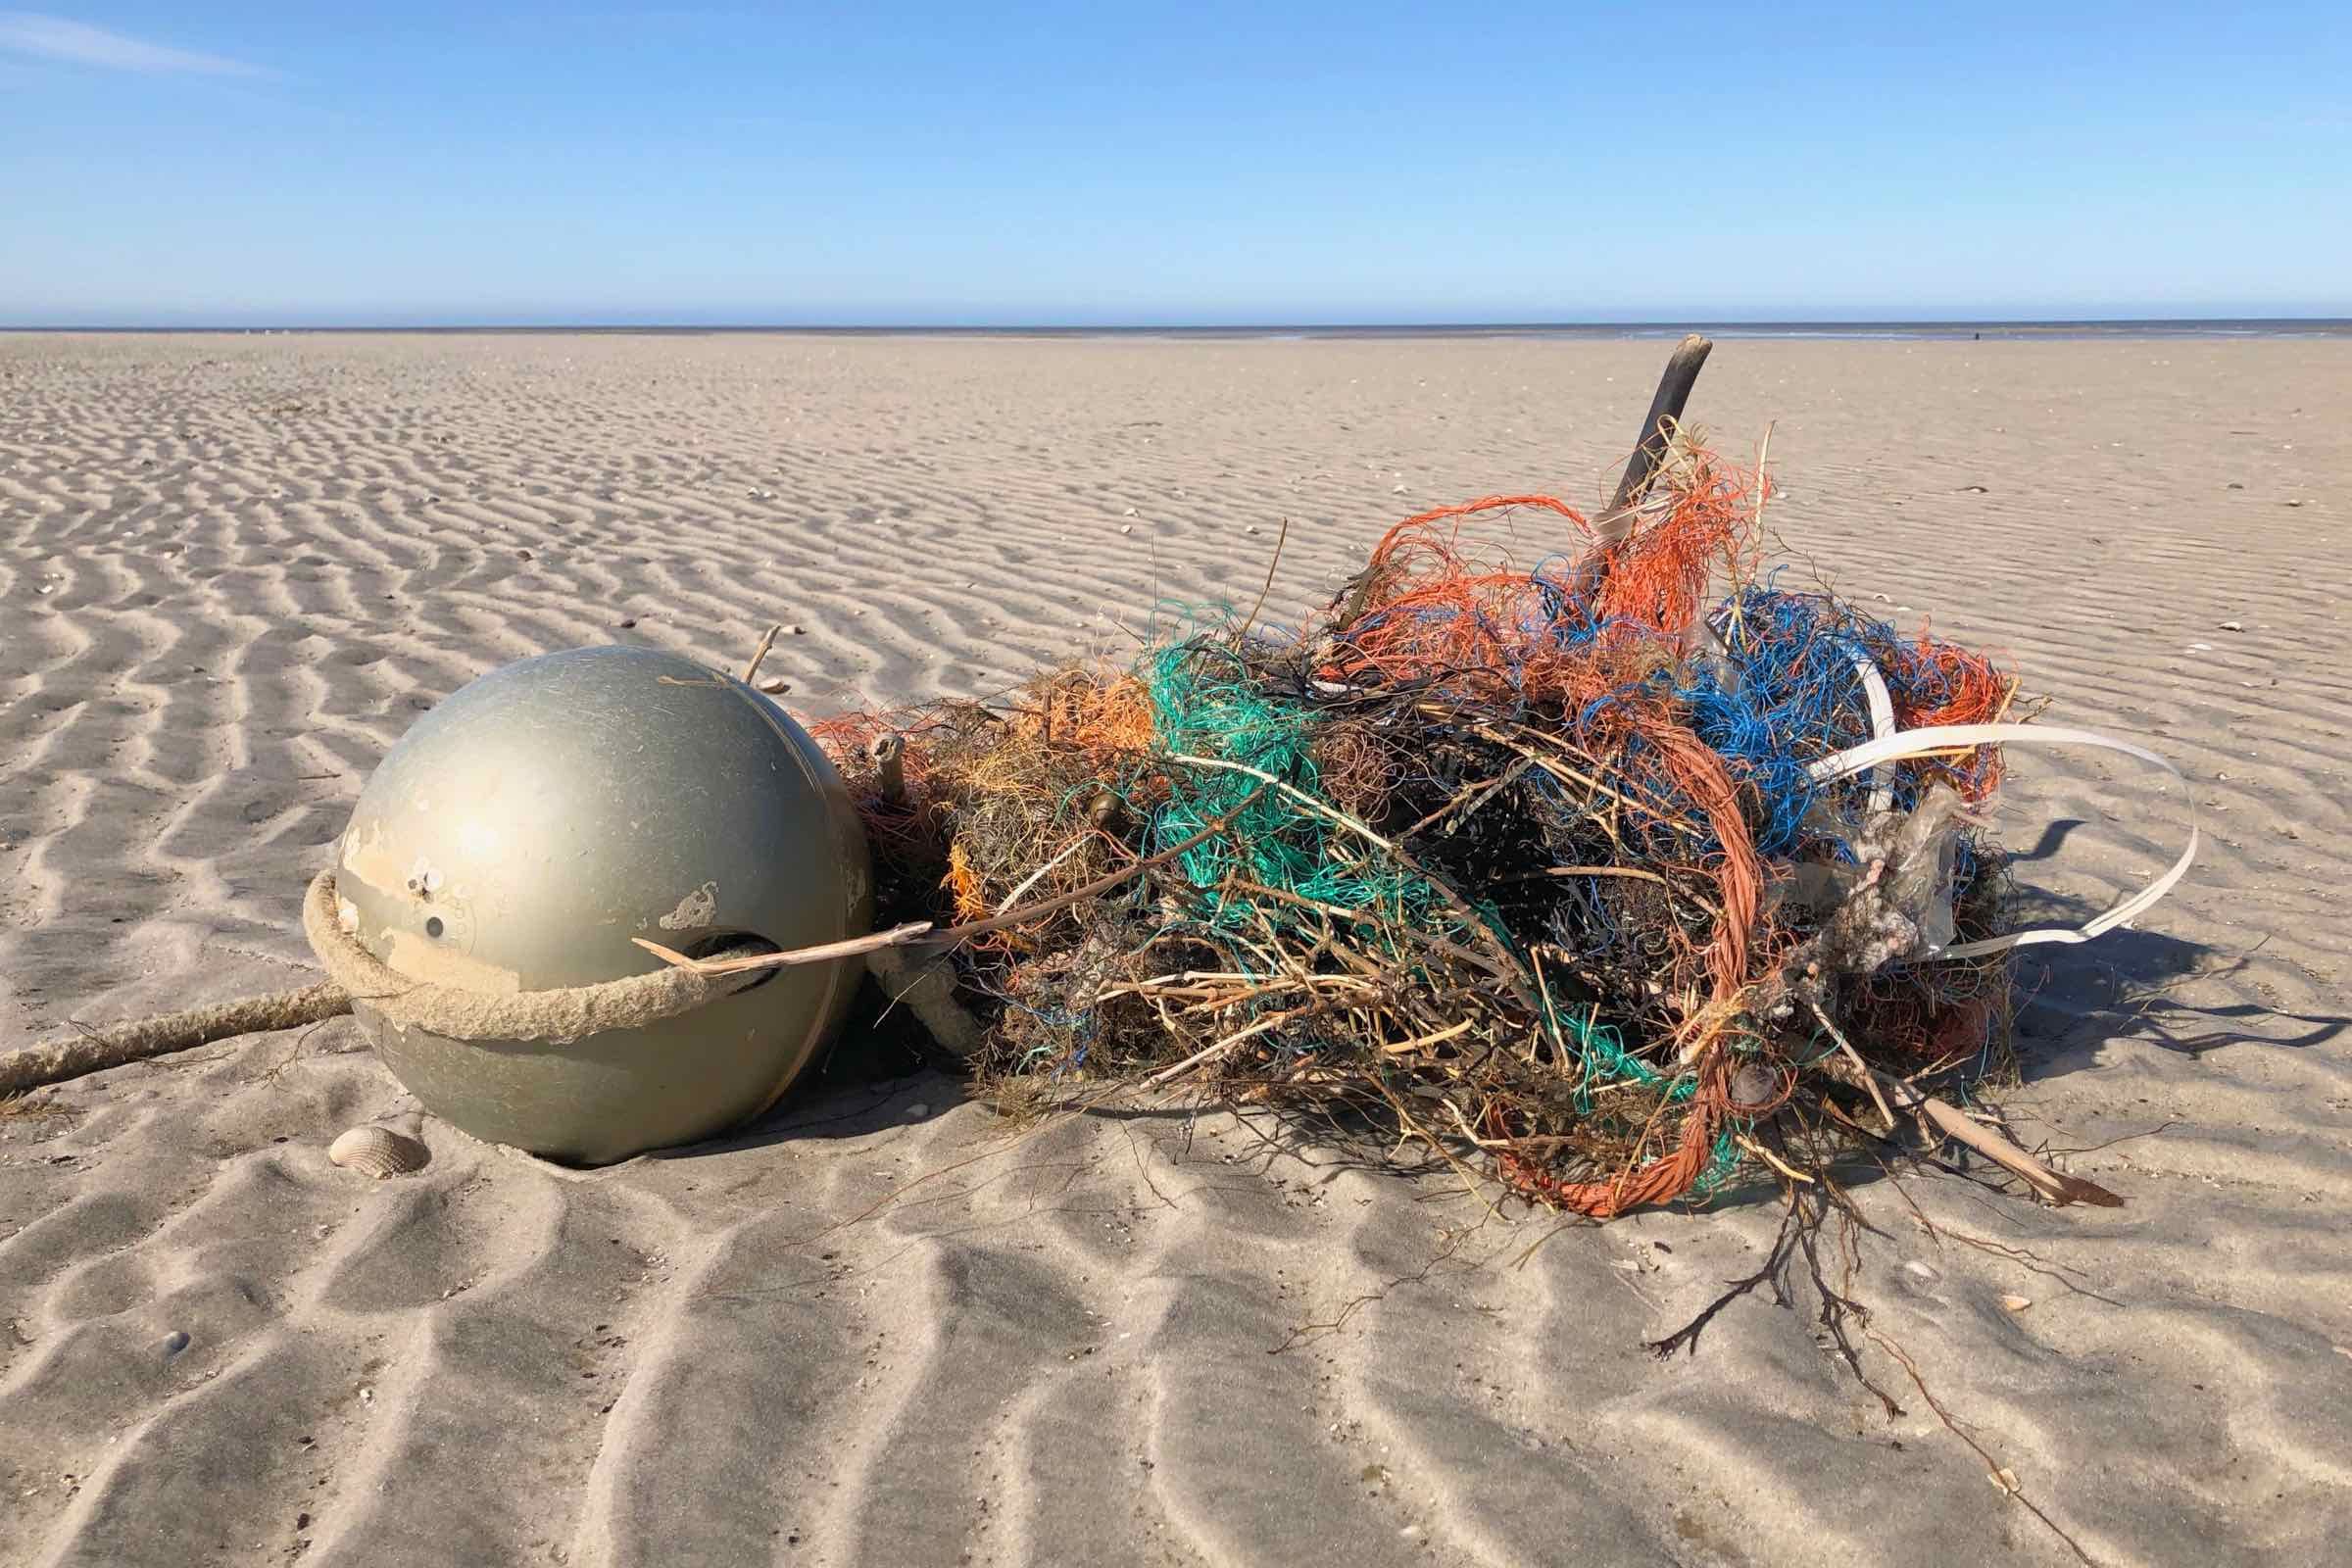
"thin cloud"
0,12,266,76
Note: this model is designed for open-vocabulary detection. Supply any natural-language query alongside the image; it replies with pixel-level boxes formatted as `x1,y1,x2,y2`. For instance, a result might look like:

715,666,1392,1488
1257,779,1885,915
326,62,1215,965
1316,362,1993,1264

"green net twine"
1144,639,1436,936
1690,1129,1746,1199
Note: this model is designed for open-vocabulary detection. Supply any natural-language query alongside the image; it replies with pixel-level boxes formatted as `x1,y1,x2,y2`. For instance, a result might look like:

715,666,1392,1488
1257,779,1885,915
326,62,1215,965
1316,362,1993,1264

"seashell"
328,1124,429,1178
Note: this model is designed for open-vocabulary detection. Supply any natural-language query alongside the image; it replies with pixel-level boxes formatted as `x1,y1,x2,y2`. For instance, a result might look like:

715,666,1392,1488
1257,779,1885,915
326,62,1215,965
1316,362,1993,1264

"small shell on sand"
328,1124,429,1178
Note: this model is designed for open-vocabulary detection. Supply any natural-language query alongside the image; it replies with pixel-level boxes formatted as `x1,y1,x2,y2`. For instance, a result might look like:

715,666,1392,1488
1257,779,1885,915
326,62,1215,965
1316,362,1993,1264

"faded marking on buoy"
340,820,408,896
660,880,719,931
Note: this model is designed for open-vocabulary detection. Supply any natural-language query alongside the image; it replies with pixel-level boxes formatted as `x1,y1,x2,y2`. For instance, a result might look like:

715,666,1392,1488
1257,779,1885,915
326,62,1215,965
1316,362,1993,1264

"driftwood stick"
1807,997,1896,1130
1605,332,1714,517
1822,1054,2123,1208
740,622,782,684
634,922,937,973
0,981,352,1097
870,733,907,809
1911,1095,2125,1208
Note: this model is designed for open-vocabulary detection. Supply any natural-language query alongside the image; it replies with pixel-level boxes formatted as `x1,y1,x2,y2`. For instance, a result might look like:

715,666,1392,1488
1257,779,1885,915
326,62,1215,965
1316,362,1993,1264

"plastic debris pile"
806,436,2168,1216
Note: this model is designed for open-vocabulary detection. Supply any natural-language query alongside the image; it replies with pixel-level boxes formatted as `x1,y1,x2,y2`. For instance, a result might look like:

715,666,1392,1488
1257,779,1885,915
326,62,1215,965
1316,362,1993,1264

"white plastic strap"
1805,722,2198,959
1851,657,1897,816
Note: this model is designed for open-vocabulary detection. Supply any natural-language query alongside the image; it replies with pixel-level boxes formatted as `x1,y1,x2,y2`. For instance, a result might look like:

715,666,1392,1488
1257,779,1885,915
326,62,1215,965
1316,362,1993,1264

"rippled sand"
2,332,2346,1567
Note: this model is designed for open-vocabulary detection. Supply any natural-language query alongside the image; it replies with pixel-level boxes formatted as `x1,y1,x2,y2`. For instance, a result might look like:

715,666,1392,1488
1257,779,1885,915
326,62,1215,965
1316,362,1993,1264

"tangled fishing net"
800,434,2173,1219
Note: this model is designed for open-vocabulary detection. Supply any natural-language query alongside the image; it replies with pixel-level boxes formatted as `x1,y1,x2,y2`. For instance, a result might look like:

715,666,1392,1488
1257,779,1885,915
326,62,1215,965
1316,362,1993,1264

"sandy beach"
1,330,2347,1567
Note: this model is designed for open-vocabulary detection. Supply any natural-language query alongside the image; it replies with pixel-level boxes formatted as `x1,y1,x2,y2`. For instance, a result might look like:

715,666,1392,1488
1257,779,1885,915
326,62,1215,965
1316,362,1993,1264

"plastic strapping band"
1806,722,2198,959
1851,657,1896,816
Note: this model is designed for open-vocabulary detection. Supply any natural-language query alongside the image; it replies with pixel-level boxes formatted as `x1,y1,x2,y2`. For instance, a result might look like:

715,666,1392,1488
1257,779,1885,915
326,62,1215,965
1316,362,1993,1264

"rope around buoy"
297,870,749,1044
0,871,767,1098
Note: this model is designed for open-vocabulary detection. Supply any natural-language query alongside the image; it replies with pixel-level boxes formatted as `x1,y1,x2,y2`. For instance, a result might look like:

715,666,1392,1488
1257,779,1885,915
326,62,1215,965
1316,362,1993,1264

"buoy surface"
335,645,871,1162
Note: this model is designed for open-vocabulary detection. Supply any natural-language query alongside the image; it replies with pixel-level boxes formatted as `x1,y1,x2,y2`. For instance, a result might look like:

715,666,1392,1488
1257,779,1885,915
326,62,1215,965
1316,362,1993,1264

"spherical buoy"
331,645,871,1163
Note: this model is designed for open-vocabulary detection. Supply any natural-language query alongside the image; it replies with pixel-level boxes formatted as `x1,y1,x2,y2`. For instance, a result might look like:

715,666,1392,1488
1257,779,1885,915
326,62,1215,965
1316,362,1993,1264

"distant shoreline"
6,318,2350,341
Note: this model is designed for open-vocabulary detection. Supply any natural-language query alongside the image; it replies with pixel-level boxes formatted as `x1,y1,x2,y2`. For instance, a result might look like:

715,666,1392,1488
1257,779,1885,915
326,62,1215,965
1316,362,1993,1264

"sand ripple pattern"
2,334,2347,1565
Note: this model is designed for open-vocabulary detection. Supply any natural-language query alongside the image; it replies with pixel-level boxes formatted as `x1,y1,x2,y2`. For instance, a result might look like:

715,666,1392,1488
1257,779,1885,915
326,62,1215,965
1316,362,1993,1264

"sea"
11,319,2350,340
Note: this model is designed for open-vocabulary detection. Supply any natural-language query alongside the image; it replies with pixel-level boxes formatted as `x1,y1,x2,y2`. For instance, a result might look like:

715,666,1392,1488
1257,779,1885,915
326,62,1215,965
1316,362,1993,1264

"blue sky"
2,4,2346,325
